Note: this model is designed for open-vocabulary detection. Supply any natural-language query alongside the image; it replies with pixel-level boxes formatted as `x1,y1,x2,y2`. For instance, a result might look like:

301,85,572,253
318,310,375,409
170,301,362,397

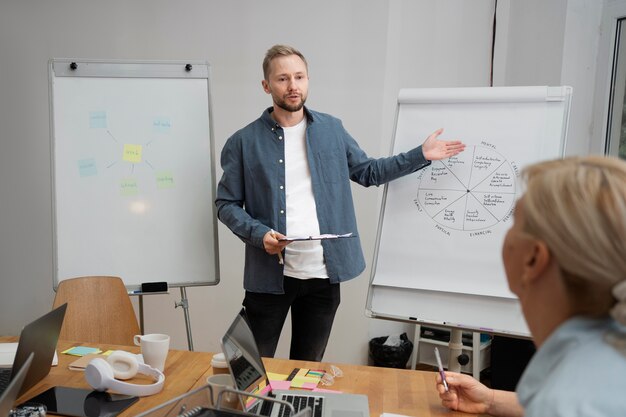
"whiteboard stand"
131,288,194,351
174,286,194,351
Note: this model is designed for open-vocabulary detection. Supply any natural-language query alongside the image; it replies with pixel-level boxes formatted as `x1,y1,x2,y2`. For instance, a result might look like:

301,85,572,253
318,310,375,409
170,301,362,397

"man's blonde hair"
521,156,626,321
262,44,308,80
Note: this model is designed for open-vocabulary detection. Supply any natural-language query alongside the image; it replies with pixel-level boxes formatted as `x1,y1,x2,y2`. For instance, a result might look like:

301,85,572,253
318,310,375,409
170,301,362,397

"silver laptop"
0,353,33,417
0,303,67,398
220,309,369,417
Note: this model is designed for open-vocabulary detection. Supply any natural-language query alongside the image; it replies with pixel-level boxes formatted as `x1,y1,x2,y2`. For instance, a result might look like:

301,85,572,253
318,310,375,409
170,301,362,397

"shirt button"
280,210,284,214
278,136,283,140
279,185,284,190
279,159,283,163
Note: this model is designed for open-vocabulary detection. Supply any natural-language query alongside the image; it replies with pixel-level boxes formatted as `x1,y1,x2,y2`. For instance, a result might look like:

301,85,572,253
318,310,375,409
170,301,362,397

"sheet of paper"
0,343,58,367
279,232,353,242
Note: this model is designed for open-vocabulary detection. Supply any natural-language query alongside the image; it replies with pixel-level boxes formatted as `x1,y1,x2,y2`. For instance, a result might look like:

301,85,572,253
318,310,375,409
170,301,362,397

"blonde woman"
437,156,626,417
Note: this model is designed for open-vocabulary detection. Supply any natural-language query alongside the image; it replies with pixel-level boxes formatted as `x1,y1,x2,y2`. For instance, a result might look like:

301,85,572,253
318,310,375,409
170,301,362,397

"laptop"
220,309,369,417
0,353,33,417
0,303,67,398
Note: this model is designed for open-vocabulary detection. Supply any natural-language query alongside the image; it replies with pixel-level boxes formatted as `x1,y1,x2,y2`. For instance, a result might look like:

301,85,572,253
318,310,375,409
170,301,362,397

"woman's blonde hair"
521,156,626,324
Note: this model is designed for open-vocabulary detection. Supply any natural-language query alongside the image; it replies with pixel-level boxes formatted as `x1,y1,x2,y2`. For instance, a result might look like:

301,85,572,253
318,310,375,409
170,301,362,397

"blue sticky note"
89,111,107,129
63,346,102,356
78,158,97,177
153,117,171,133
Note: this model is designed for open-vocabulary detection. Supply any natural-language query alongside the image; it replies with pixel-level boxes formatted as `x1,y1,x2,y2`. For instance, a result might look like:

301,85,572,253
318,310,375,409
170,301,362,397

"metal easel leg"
174,286,194,351
138,294,144,334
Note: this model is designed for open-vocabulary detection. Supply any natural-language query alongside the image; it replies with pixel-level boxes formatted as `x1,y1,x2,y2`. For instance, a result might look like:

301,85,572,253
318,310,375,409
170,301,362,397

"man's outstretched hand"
421,128,465,161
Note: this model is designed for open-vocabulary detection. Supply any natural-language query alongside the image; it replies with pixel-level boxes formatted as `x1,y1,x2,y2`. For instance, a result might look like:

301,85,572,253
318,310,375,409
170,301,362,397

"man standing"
216,44,465,361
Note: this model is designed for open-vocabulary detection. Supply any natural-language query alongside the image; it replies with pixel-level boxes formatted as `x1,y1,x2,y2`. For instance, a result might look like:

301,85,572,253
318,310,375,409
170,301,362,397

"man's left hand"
421,128,465,161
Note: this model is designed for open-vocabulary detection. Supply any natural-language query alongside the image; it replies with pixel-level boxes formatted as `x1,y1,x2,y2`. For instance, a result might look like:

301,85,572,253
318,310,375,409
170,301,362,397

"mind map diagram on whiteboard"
414,142,519,234
78,111,175,195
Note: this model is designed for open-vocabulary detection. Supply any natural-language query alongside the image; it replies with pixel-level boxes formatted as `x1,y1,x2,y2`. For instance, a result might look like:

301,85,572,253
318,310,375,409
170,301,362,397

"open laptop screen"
220,309,270,407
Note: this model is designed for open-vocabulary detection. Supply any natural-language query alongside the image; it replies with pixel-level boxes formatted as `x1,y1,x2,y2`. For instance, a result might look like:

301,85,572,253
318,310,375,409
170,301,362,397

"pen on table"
270,229,284,265
434,347,449,392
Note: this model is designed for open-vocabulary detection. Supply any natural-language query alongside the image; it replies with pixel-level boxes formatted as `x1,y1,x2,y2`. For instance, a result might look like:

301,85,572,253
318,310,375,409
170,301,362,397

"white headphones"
85,350,165,397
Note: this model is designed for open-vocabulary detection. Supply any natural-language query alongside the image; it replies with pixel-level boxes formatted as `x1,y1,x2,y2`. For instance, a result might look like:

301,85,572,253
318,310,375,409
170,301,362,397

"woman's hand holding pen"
436,371,494,415
263,229,289,264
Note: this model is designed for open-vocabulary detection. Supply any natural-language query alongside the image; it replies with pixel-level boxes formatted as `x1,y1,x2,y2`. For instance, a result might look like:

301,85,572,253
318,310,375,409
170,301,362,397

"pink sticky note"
270,380,291,390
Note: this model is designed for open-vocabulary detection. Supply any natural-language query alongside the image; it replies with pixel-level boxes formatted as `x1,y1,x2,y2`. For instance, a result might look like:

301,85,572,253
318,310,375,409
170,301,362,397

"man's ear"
261,79,270,94
524,240,551,283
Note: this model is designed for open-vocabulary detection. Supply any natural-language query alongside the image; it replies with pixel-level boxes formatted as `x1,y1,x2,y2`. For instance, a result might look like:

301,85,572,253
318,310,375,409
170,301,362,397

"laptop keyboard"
277,395,323,417
0,368,11,393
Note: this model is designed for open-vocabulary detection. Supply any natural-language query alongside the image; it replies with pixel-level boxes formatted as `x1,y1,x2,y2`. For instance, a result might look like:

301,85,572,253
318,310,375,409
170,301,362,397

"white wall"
0,0,607,366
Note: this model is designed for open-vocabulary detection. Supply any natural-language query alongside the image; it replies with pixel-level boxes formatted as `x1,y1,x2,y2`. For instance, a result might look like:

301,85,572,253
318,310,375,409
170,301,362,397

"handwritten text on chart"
78,158,97,177
153,117,172,133
120,178,138,196
156,171,174,189
123,144,143,163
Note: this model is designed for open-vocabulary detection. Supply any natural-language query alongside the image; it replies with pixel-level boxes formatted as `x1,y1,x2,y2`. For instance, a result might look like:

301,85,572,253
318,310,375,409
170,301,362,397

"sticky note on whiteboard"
78,158,97,177
89,111,107,129
123,144,142,163
156,171,174,189
120,178,138,196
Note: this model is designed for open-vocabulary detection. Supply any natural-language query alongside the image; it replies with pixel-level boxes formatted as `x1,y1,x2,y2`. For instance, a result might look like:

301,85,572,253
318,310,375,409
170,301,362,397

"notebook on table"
220,309,369,417
0,303,67,398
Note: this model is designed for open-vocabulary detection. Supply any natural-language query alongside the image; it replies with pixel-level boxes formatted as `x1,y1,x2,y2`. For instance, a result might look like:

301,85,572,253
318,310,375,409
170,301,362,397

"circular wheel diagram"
416,146,516,231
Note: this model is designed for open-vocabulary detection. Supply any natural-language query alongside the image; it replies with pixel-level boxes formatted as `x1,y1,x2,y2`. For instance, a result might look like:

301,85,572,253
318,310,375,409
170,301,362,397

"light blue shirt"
215,107,431,293
517,316,626,417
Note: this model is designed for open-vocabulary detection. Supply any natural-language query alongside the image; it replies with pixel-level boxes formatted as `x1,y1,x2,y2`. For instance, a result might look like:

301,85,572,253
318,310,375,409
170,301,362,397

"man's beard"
275,94,306,112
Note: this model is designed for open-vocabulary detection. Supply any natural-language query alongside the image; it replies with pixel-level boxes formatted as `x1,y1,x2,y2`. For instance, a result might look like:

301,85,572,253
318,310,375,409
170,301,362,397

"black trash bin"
369,332,413,368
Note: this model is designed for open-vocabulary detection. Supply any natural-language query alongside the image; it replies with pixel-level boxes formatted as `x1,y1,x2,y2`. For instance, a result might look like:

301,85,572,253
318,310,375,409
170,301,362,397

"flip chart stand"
174,286,194,351
131,287,195,351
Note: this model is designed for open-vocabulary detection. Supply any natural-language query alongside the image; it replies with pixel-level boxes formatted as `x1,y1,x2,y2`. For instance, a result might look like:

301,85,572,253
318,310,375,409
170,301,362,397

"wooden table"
4,338,476,417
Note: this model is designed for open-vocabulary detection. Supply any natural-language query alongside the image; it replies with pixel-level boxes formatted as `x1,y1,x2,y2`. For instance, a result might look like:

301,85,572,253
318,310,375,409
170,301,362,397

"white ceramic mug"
206,373,239,409
133,333,170,372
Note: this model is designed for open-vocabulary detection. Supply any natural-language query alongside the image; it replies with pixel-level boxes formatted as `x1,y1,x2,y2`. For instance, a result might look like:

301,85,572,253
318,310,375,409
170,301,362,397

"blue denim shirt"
216,107,431,294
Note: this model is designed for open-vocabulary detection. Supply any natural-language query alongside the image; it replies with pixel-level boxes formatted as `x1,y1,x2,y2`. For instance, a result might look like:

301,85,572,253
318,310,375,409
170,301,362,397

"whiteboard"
49,60,219,290
366,86,572,337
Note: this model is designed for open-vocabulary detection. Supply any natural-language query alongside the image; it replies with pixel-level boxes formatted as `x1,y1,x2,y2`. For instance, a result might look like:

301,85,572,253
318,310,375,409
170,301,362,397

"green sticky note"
120,178,138,196
156,171,174,189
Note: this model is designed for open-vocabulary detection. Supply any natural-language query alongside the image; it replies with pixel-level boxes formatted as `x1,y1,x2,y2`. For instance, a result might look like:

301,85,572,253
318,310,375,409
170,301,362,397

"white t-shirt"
282,118,329,279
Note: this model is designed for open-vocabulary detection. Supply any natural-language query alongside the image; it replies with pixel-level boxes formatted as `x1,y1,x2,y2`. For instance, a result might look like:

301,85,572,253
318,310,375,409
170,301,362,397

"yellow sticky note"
267,372,288,381
123,144,142,163
290,376,321,388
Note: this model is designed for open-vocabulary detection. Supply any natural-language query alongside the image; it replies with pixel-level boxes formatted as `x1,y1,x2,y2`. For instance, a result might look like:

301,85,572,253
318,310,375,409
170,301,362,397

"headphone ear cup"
106,350,139,380
85,358,115,391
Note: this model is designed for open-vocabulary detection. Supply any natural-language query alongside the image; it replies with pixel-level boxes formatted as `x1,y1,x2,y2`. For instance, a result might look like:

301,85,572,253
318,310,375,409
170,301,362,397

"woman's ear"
523,240,551,283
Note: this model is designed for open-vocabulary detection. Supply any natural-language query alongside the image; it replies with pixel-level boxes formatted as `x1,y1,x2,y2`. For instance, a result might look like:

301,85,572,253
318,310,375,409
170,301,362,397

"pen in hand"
270,229,284,265
434,347,449,392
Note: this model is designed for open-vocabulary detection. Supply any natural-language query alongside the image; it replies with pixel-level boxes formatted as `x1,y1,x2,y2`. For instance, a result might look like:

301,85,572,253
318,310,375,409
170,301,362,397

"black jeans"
243,276,341,361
